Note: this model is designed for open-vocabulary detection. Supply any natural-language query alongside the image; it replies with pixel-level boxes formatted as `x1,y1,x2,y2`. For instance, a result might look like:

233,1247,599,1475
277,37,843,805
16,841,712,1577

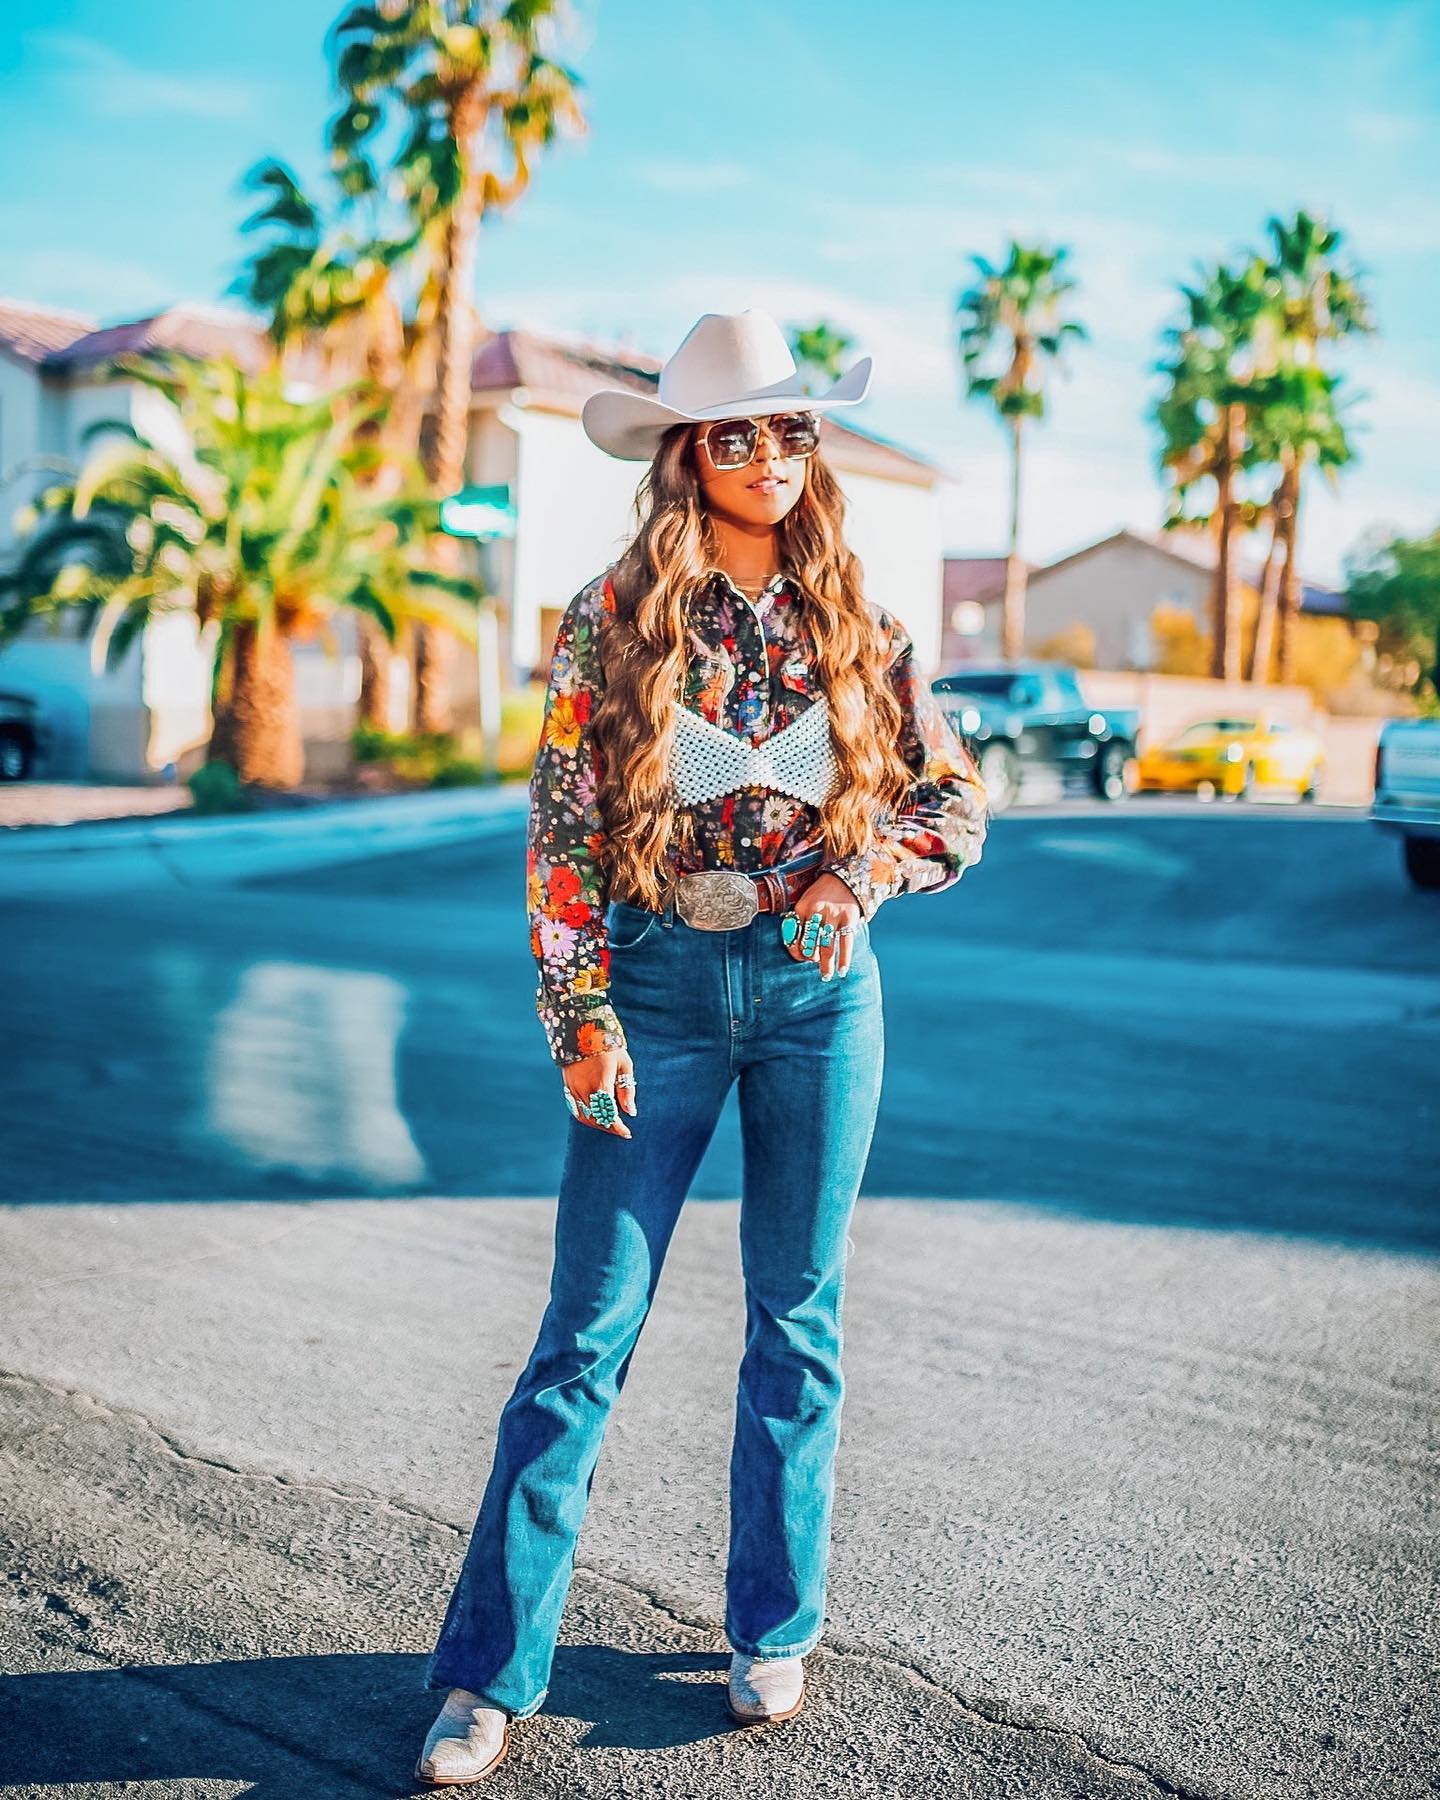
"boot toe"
726,1651,806,1723
415,1690,510,1785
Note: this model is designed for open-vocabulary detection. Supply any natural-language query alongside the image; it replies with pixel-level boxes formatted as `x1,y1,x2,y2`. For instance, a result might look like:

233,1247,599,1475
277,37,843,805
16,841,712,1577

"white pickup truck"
1372,718,1440,889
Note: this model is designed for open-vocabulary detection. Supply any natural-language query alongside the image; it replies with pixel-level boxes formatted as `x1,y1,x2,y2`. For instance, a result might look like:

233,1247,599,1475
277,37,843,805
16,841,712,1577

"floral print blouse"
526,565,990,1066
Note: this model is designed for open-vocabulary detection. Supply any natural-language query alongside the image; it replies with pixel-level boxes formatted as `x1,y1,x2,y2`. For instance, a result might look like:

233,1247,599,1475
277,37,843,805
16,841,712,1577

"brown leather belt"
620,847,825,931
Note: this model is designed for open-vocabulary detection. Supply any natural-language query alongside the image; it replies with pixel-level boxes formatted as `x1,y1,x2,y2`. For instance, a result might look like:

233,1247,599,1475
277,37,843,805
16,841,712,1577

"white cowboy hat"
581,307,873,462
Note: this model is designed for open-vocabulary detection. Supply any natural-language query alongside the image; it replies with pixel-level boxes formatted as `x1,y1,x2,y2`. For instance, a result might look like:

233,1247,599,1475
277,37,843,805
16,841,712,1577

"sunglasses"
698,411,821,472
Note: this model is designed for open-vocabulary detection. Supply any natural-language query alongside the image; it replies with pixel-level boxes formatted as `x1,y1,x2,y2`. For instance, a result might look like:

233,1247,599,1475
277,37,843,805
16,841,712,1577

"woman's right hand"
562,1049,638,1138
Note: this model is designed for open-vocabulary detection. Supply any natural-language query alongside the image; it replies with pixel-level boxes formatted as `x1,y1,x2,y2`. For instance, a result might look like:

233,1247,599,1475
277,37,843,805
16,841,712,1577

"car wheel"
1095,743,1134,802
0,733,31,782
1403,836,1440,891
978,742,1020,814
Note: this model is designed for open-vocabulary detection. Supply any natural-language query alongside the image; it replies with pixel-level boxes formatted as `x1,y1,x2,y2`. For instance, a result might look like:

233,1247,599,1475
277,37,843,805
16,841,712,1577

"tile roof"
470,325,939,486
0,298,98,364
40,304,269,374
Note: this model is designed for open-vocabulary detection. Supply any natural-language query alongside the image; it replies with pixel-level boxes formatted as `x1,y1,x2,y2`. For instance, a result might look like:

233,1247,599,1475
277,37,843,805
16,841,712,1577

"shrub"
187,759,252,813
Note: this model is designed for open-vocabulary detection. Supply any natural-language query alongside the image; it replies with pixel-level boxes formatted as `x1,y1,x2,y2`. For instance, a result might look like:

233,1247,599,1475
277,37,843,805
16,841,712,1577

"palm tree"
236,157,438,730
327,0,586,733
0,356,481,786
956,243,1086,661
1154,258,1269,682
1246,363,1352,683
1260,211,1373,682
789,320,855,392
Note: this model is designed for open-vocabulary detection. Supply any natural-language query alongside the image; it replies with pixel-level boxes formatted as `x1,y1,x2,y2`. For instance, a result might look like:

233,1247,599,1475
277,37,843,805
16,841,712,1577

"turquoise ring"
588,1088,618,1129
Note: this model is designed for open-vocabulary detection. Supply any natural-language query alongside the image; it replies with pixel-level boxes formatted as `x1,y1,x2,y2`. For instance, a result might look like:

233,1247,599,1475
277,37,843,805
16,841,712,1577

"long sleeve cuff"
539,998,629,1069
822,826,974,922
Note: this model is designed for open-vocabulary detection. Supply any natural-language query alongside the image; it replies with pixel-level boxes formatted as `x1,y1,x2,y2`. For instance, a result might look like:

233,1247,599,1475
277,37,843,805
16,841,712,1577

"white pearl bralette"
669,698,839,807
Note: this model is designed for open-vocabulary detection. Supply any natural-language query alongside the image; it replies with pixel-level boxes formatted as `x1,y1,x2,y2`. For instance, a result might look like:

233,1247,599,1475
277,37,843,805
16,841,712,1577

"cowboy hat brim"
581,355,873,462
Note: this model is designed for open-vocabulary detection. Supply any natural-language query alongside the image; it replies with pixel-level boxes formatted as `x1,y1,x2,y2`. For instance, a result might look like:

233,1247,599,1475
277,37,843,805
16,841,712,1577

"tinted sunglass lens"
705,419,758,469
772,413,819,456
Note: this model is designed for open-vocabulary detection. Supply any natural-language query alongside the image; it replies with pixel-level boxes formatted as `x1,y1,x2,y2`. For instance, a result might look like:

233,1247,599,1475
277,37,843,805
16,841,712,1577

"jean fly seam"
722,932,740,1076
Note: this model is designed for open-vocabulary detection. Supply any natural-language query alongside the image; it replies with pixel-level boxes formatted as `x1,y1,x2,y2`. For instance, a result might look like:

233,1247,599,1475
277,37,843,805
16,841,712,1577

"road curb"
0,785,530,897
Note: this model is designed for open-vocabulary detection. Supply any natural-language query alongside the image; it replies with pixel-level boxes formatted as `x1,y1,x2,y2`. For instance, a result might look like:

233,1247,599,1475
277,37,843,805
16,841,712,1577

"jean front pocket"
606,899,659,951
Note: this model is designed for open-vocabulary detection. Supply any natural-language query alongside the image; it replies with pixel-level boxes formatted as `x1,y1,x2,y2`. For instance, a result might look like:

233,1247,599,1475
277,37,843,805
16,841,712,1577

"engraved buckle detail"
674,870,759,930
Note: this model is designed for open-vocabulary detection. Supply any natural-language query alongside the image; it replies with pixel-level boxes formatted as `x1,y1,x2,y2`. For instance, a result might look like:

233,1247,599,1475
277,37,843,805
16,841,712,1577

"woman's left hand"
783,874,864,979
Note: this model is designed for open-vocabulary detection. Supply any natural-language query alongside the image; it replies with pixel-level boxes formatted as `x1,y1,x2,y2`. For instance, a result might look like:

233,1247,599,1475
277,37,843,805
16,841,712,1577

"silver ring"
616,1073,634,1089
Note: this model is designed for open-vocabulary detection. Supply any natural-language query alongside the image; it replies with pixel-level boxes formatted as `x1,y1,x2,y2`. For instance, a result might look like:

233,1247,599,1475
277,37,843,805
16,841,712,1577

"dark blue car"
930,661,1139,813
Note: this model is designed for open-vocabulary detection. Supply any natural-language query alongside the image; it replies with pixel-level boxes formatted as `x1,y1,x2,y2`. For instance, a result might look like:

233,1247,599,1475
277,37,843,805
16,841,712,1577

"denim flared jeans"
424,880,886,1716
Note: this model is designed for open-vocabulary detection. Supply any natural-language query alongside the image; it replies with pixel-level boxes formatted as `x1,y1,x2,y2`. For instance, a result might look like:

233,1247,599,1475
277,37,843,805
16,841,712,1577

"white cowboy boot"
414,1688,511,1786
727,1650,807,1723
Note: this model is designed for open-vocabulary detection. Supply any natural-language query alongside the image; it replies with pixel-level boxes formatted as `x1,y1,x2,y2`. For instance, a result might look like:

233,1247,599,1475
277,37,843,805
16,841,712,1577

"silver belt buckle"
674,869,759,930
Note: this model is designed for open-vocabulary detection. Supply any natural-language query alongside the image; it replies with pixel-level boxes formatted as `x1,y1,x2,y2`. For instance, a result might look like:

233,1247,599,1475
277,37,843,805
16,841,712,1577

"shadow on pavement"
0,1646,742,1795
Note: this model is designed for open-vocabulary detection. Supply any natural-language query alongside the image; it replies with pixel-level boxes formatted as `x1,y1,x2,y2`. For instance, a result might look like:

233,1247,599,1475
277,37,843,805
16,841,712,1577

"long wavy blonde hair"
592,423,917,909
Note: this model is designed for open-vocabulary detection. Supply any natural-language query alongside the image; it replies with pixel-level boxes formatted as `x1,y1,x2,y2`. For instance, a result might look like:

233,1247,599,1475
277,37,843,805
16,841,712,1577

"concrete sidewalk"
0,782,193,831
0,784,529,897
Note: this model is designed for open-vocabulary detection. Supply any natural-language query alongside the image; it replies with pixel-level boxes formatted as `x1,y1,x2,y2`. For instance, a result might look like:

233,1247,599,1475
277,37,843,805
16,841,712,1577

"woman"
416,309,989,1785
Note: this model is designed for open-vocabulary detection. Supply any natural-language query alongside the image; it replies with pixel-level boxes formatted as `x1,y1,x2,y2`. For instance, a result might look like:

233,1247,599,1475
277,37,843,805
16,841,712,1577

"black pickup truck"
0,690,49,782
930,661,1140,813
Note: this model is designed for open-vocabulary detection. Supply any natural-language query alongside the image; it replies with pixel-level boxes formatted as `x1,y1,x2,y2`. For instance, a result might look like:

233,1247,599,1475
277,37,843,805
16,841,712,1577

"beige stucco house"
942,528,1346,672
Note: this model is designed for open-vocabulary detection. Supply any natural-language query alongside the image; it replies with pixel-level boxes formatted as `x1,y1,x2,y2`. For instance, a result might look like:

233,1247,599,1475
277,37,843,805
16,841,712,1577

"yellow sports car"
1136,716,1324,801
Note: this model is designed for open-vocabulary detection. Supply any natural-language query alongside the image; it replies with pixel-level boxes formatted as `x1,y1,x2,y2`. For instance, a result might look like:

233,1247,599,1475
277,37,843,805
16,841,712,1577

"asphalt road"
1,799,1437,1798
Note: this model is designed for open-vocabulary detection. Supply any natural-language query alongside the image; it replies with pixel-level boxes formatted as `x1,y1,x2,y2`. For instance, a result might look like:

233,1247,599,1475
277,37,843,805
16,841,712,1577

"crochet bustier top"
670,698,839,807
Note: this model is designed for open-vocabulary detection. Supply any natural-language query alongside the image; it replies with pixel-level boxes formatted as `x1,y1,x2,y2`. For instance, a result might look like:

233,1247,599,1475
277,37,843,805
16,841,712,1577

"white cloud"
1345,109,1426,150
4,246,176,318
28,31,261,122
628,159,751,195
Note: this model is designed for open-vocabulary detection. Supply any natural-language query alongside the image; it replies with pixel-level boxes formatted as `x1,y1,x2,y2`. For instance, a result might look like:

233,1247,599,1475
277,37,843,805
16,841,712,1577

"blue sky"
2,0,1437,583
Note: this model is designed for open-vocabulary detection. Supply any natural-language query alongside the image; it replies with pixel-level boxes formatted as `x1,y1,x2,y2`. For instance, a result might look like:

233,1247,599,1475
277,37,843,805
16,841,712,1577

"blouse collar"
708,566,795,617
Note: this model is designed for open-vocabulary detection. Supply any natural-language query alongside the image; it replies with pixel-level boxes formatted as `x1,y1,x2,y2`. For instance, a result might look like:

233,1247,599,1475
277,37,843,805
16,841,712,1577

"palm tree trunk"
1212,454,1232,680
1245,468,1288,684
1276,464,1304,685
354,301,407,733
1001,414,1026,661
414,84,486,738
209,616,304,788
1212,404,1244,683
357,615,393,731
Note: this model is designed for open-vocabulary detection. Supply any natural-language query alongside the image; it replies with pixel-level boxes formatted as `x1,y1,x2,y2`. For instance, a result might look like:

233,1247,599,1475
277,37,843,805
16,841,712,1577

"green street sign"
441,484,517,540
